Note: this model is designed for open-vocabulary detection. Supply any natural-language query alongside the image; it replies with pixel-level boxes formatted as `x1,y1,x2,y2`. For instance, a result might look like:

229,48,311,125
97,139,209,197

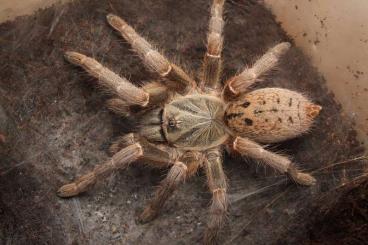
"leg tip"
106,13,124,29
273,42,291,55
106,13,116,22
57,183,79,198
280,41,291,49
203,228,220,245
298,173,317,186
138,207,157,224
64,51,85,65
288,168,317,186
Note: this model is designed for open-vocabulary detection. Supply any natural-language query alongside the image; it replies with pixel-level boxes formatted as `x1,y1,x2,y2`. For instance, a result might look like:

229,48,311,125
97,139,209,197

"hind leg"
223,42,290,99
233,137,316,186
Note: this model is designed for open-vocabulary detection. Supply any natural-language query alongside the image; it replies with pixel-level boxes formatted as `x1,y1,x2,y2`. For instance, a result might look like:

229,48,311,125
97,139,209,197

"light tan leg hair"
233,137,316,186
107,14,196,94
200,0,225,90
224,42,290,99
139,151,202,223
65,51,149,106
139,161,188,223
203,148,228,245
58,134,180,197
106,81,172,117
57,143,143,197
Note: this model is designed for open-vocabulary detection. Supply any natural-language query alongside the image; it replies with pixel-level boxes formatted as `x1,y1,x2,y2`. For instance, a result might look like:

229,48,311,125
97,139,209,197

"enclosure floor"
0,0,365,244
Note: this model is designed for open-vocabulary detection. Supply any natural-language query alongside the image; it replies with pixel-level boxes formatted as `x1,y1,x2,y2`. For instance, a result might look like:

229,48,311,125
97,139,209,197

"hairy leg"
57,143,143,197
223,42,290,99
203,148,228,245
64,51,149,106
58,134,179,197
109,133,179,168
139,151,202,222
107,14,196,94
106,81,172,117
233,137,316,185
139,161,187,223
200,0,225,91
141,81,172,106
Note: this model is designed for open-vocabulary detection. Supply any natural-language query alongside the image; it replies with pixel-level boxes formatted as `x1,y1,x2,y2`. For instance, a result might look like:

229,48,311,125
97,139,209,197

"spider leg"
203,148,228,245
106,81,172,117
64,51,149,106
109,133,179,168
57,143,142,197
139,161,188,223
141,81,173,106
139,151,202,223
223,42,290,99
200,0,225,91
233,136,316,186
57,134,179,197
107,14,196,94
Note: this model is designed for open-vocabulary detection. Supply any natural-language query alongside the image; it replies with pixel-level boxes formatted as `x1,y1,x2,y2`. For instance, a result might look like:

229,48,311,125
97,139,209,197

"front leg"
107,14,196,94
106,81,173,117
233,137,316,186
64,52,149,107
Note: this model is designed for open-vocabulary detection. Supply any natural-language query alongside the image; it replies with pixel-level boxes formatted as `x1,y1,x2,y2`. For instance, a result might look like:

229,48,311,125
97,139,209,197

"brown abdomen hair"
225,88,321,143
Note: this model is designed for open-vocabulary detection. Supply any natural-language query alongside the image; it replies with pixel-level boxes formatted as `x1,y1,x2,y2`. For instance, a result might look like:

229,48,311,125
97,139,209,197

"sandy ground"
0,0,367,244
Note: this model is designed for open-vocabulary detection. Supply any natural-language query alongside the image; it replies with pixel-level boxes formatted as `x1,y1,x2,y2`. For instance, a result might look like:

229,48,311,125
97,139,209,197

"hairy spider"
57,0,321,244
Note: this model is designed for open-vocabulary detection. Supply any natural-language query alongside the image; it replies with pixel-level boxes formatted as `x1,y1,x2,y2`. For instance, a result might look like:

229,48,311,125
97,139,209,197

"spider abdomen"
162,94,229,150
225,88,321,143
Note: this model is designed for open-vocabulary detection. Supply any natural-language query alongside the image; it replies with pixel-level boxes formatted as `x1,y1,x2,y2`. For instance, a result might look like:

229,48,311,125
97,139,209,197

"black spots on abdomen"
242,101,251,108
254,108,278,114
225,112,244,120
288,116,294,124
254,109,264,114
244,118,253,126
289,98,293,107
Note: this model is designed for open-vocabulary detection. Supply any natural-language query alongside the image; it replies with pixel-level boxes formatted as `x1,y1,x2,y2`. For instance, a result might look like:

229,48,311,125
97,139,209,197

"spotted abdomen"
225,88,321,143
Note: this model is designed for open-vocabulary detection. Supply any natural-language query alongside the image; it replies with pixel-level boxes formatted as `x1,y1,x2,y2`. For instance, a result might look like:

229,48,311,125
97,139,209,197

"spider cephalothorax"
58,1,321,244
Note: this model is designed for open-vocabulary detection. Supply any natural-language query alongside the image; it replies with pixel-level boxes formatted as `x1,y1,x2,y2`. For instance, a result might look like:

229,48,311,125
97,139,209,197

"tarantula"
58,0,322,244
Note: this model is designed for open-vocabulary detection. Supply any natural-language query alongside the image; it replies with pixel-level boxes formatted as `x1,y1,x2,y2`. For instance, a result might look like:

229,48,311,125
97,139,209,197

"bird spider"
57,0,322,244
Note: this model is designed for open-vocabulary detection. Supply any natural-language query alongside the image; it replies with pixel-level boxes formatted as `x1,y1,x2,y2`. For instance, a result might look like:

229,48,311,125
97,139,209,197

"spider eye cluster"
168,118,176,128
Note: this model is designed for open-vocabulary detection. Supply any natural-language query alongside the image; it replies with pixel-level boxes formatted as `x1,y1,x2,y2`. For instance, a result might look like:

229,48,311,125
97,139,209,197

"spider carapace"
58,1,321,244
142,94,228,151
